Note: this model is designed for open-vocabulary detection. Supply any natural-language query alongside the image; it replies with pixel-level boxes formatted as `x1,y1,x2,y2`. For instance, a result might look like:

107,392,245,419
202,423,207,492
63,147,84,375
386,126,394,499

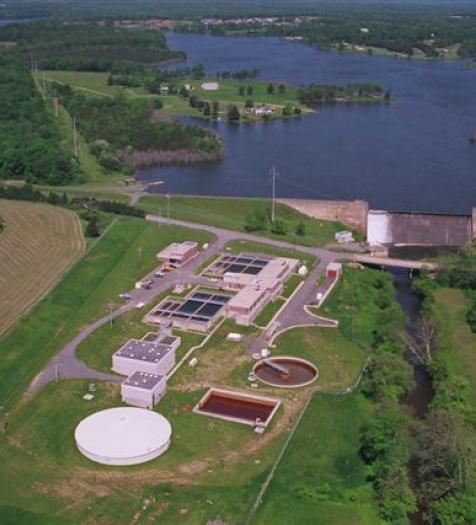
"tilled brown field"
0,200,85,336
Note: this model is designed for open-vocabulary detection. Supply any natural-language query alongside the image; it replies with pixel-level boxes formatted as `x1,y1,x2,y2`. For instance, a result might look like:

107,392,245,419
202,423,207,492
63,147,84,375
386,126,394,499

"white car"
135,302,146,309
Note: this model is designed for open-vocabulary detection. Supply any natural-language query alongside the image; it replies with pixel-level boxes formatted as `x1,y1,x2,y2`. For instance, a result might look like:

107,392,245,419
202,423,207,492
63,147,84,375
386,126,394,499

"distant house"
253,106,275,116
201,81,219,91
360,27,370,34
183,83,192,91
160,86,169,95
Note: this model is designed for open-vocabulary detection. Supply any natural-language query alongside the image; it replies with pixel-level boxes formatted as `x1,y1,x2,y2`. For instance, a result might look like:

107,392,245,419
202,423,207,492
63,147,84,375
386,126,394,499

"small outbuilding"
335,230,354,243
326,262,343,279
121,371,167,409
156,241,199,267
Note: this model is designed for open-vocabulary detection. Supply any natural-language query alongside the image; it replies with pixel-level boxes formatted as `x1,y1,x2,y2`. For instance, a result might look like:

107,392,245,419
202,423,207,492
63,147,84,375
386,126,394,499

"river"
141,32,476,214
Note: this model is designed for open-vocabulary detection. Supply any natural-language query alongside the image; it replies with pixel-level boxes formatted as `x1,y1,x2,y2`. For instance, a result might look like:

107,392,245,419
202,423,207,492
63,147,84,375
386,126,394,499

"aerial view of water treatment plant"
2,2,476,523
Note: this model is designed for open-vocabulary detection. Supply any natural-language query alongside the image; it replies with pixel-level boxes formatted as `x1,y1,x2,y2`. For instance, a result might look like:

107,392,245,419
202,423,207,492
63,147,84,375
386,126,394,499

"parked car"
154,270,165,278
119,293,132,301
135,302,145,309
141,279,153,290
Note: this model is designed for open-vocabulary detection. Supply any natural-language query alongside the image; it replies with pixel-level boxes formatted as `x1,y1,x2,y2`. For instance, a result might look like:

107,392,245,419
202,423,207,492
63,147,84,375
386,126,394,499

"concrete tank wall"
277,198,368,234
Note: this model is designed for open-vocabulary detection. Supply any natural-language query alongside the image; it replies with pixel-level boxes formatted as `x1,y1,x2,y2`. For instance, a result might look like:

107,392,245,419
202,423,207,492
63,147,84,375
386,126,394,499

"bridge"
352,254,438,271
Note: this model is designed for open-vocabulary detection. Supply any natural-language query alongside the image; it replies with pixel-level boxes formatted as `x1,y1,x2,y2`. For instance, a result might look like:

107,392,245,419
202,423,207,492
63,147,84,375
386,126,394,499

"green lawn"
435,288,476,405
140,194,344,248
254,393,382,525
0,218,211,411
273,327,369,391
254,298,286,327
322,266,405,347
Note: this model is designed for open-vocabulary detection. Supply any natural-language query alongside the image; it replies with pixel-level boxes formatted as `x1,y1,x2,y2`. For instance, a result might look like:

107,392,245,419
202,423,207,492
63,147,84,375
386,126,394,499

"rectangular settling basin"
193,388,281,427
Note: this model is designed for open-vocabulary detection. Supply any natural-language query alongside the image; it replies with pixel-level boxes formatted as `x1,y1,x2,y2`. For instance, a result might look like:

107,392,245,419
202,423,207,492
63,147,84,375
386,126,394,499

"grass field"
274,327,369,391
0,218,211,412
435,287,476,405
140,194,344,248
254,393,382,525
0,200,85,337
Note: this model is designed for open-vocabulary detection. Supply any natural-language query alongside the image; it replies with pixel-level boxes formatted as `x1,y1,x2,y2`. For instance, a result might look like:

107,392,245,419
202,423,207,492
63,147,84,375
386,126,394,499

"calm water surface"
141,33,476,213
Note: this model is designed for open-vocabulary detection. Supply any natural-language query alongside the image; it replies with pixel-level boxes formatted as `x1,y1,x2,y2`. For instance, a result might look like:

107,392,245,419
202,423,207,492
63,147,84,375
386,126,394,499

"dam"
278,198,476,246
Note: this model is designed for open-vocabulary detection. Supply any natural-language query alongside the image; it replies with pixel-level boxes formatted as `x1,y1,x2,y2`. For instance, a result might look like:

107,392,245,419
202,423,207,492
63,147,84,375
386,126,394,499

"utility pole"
73,115,78,156
108,303,114,329
166,193,171,226
270,165,278,223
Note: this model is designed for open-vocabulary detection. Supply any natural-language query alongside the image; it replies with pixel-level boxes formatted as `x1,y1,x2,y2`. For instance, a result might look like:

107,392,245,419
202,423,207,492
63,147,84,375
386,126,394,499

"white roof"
75,407,171,465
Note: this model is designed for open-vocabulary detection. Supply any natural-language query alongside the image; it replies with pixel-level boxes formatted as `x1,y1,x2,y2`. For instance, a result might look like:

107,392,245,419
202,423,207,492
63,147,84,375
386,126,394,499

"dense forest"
0,55,78,185
53,83,222,169
0,22,184,72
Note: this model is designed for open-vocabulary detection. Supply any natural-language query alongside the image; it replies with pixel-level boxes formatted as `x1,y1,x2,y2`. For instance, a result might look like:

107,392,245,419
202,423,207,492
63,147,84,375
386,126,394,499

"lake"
0,18,42,27
144,34,474,213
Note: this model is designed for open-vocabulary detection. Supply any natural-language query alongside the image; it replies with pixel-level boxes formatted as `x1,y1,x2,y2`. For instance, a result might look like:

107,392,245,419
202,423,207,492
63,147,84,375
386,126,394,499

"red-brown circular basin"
253,357,318,388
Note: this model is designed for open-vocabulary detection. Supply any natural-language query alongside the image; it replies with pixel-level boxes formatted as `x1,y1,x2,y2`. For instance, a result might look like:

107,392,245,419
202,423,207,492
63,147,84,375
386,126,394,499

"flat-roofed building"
121,372,166,409
112,334,180,376
226,284,269,325
156,241,199,267
224,256,299,325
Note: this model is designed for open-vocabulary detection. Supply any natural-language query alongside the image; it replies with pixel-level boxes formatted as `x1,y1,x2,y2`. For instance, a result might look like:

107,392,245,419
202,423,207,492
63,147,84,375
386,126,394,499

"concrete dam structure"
279,198,476,246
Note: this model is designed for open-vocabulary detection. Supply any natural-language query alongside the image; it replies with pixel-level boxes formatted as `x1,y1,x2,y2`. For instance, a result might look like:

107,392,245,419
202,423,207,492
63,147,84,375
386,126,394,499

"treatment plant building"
156,241,199,267
121,371,167,409
112,334,181,376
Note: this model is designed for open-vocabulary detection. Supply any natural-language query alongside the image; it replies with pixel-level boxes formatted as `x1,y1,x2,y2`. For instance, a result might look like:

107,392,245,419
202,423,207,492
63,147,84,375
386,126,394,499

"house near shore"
252,105,276,116
159,86,170,95
201,81,219,91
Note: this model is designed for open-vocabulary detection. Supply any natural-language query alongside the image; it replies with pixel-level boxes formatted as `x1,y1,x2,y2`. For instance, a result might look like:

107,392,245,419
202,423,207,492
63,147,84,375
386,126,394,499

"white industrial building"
121,371,167,409
112,334,181,376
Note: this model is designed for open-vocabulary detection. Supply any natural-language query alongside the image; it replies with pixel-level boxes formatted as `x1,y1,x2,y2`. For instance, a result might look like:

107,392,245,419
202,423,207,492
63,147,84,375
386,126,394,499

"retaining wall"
277,198,368,234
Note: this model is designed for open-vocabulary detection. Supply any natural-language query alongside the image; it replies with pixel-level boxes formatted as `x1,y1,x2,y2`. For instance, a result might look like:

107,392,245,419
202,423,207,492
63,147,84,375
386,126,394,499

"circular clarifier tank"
75,407,171,466
253,357,318,388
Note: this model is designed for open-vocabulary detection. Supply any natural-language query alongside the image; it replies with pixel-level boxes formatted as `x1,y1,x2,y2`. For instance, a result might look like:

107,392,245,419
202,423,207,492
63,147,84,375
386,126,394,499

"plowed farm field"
0,200,85,336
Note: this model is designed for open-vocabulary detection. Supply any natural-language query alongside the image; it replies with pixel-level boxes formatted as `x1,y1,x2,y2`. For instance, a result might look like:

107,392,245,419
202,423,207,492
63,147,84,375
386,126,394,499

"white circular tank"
75,407,171,466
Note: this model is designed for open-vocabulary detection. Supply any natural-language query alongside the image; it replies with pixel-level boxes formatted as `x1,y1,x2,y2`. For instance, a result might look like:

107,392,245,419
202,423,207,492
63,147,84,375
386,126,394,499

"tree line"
0,22,184,72
0,54,79,185
298,83,389,105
